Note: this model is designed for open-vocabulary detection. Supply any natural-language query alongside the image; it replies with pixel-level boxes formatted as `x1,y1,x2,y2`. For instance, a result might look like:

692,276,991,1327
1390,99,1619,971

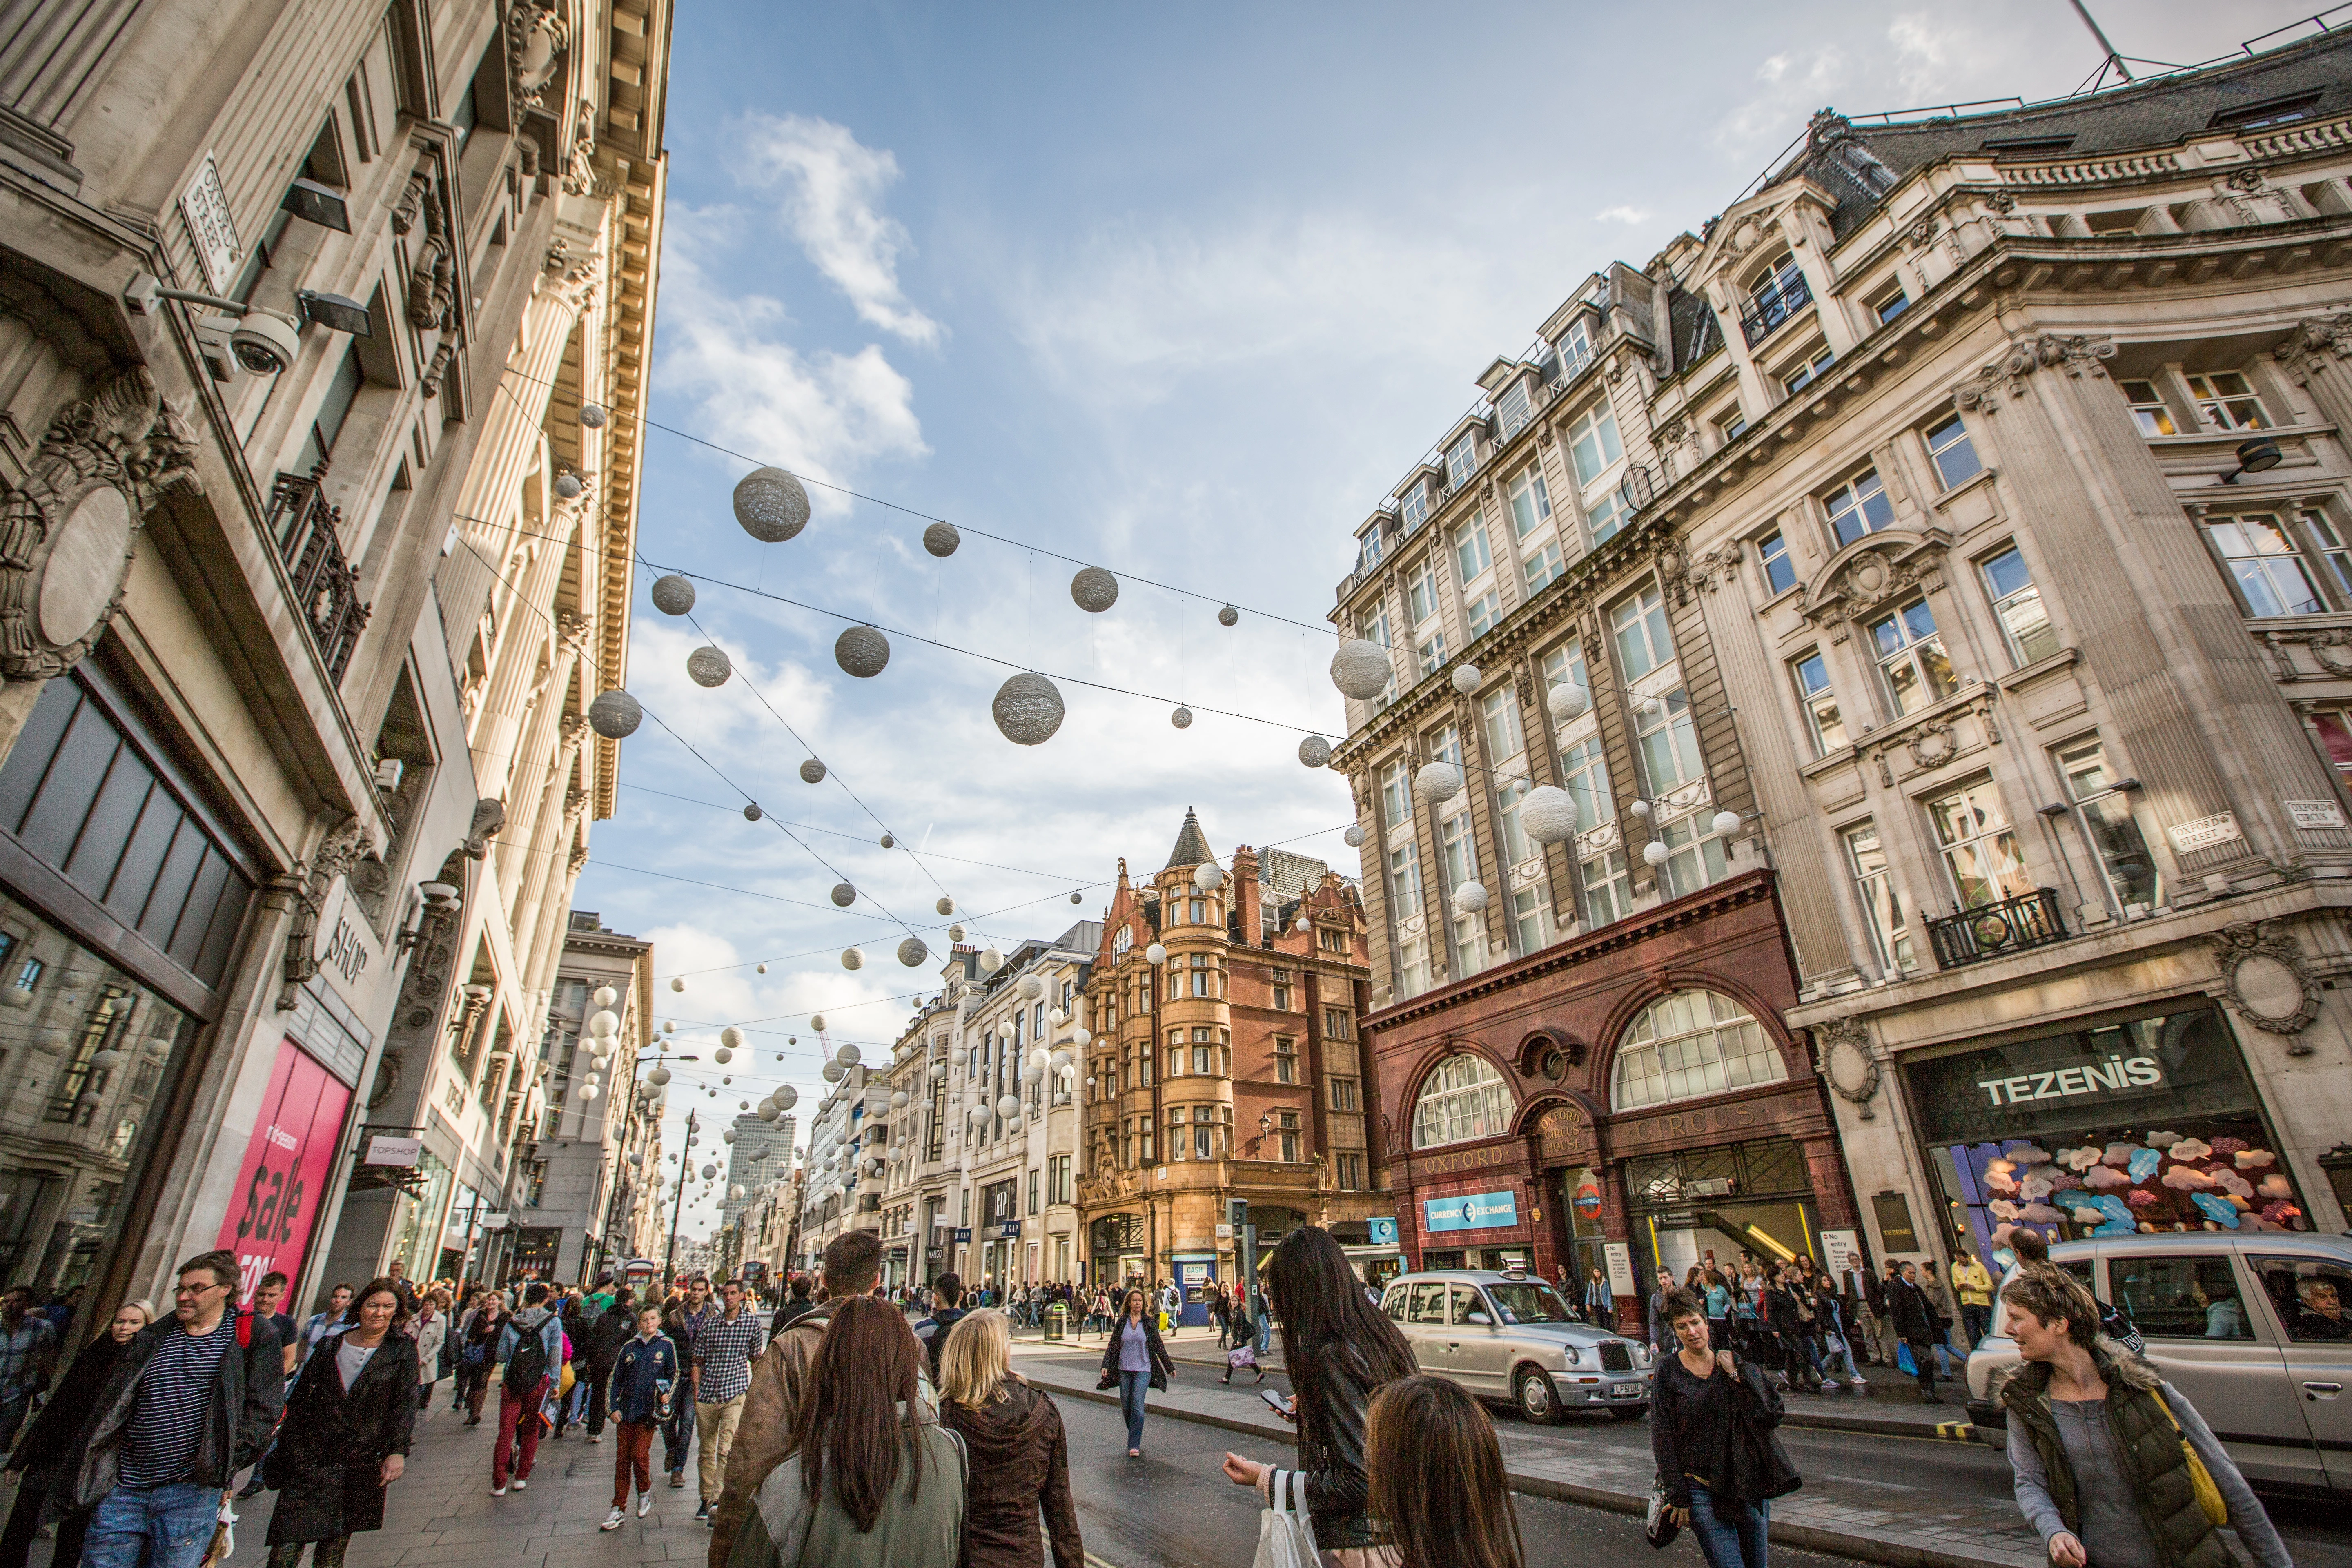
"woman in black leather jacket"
1219,1227,1416,1559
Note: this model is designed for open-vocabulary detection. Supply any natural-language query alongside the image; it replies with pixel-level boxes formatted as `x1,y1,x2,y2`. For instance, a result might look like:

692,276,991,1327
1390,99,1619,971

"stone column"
2270,314,2352,434
499,625,591,905
468,508,582,800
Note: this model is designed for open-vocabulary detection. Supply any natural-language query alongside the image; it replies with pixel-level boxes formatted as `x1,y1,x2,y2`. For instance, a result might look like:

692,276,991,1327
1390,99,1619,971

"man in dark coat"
581,1288,636,1441
1884,1261,1945,1404
75,1250,285,1568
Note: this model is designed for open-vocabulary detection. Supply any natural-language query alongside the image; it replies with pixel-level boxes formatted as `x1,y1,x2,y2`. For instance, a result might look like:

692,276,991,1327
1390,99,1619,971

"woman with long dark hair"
458,1291,506,1424
1365,1375,1523,1568
726,1295,964,1568
0,1299,151,1568
1219,1226,1418,1564
1095,1288,1172,1459
264,1278,418,1568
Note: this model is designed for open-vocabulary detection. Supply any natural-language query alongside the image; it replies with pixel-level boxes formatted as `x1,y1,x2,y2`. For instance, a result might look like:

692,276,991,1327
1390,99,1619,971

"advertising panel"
1421,1189,1519,1233
216,1039,352,1305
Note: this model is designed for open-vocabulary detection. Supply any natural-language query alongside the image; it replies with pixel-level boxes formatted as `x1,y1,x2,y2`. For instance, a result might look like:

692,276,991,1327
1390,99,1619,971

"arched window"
1412,1054,1513,1148
1611,989,1785,1111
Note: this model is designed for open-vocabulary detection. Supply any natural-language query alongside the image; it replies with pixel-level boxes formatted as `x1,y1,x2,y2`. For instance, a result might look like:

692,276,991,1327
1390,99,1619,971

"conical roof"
1164,807,1213,870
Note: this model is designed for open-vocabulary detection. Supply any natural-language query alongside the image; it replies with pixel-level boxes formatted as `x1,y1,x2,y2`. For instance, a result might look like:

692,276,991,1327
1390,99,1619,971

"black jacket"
71,1311,286,1508
1885,1277,1941,1345
917,1307,971,1384
942,1379,1082,1568
8,1331,131,1490
263,1331,417,1544
583,1304,635,1373
1096,1314,1172,1392
1270,1345,1391,1550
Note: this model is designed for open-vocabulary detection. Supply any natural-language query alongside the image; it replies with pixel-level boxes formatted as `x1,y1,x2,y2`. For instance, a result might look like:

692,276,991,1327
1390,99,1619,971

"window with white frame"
1401,482,1430,530
1523,541,1565,592
1541,642,1590,727
1559,735,1611,837
1380,761,1412,831
1394,930,1431,999
1779,343,1834,397
1277,1109,1301,1163
1656,806,1729,898
1357,527,1384,569
1611,989,1784,1111
1758,530,1796,595
1465,590,1500,639
1791,652,1846,755
1584,485,1629,546
1356,605,1397,710
2203,514,2326,618
2057,738,2162,914
1567,402,1622,482
2307,510,2352,599
1388,842,1423,916
1494,776,1536,867
1454,517,1492,584
1871,282,1911,324
1273,1034,1295,1083
1555,318,1594,380
1870,599,1958,716
1923,412,1983,490
1823,467,1896,549
1498,379,1533,439
1979,547,2059,666
1925,775,2033,910
2118,379,2179,437
1610,584,1673,679
1407,559,1440,628
1480,688,1523,766
2186,372,2270,432
1411,1054,1512,1147
1428,724,1461,768
1508,884,1553,955
1439,806,1478,892
1715,406,1749,444
1416,630,1447,677
1843,821,1913,974
1446,433,1479,489
1507,470,1553,541
1580,847,1633,926
1632,689,1702,798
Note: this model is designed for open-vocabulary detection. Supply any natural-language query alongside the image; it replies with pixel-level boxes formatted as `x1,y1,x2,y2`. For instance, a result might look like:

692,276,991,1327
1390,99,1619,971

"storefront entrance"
1904,1002,2313,1270
1090,1211,1144,1289
1623,1136,1825,1285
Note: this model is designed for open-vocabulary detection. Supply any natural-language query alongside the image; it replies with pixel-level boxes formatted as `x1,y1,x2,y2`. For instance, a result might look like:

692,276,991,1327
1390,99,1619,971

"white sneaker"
1851,1374,1869,1385
1820,1378,1842,1389
588,1434,604,1443
602,1508,626,1532
512,1478,528,1490
492,1485,507,1497
637,1495,653,1518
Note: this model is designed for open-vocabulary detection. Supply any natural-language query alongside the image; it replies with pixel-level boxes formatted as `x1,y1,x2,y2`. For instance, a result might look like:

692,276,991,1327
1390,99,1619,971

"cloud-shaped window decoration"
2161,1165,2217,1190
2145,1130,2183,1149
2190,1193,2241,1229
2009,1144,2055,1164
2080,1166,2130,1189
2128,1147,2162,1183
2058,1145,2105,1173
2258,1174,2293,1199
2168,1137,2214,1163
2102,1143,2137,1167
2235,1149,2276,1169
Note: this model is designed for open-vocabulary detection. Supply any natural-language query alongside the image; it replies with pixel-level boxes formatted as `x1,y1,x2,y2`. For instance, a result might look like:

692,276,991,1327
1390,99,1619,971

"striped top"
118,1314,237,1488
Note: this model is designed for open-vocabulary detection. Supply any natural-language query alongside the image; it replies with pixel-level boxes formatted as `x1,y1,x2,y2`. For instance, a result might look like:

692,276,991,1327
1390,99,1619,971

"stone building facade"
1076,813,1386,1313
1335,28,2352,1342
0,0,668,1322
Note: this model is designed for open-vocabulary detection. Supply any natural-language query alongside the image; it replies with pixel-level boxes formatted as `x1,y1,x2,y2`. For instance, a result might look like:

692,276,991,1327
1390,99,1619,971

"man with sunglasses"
72,1250,285,1568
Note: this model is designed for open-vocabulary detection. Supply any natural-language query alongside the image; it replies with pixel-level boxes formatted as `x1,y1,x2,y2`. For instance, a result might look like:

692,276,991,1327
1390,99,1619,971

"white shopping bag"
1252,1469,1320,1568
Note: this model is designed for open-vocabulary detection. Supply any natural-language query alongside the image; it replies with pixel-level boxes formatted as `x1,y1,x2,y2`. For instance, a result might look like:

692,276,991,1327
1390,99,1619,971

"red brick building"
1367,868,1859,1334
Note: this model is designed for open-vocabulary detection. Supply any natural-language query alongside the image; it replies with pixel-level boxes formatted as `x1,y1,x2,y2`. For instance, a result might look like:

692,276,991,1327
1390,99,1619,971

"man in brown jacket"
706,1230,881,1567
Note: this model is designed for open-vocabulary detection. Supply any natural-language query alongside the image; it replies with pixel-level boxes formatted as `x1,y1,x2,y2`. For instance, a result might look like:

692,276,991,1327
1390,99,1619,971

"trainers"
602,1508,626,1532
588,1434,604,1444
512,1477,528,1490
492,1485,507,1497
695,1500,710,1521
1851,1374,1869,1385
637,1495,653,1518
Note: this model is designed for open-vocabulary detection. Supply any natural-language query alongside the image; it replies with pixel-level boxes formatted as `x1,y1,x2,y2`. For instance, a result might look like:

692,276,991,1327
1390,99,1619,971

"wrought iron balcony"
1926,887,2068,970
1738,274,1814,347
266,469,371,683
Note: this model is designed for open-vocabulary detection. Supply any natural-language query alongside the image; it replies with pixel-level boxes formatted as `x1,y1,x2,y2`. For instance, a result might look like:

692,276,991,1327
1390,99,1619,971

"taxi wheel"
1515,1367,1564,1425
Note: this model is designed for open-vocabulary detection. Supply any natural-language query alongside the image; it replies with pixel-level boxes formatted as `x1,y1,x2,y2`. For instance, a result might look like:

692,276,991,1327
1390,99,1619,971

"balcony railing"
1926,887,2068,970
1739,273,1814,347
267,469,371,683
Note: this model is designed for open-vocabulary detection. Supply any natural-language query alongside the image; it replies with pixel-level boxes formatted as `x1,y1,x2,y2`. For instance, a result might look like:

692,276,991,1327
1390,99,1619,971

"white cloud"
1595,205,1651,225
653,227,928,510
1717,45,1847,154
738,112,942,347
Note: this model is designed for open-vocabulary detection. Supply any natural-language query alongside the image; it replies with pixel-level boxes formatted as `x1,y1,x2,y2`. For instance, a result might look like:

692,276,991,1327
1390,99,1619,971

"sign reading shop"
1905,1004,2262,1145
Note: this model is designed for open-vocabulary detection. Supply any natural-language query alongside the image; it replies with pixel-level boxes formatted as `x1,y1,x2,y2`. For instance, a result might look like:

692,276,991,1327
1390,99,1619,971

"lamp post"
664,1106,700,1284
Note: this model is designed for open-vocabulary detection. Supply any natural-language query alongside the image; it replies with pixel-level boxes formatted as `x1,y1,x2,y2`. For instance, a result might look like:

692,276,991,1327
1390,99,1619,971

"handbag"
1644,1473,1680,1549
1894,1342,1917,1377
2149,1388,2229,1526
1251,1468,1321,1568
198,1494,237,1568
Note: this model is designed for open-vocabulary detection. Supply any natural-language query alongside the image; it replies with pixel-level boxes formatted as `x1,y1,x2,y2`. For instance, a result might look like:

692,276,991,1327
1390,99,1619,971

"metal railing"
1739,274,1814,347
267,469,371,683
1926,887,2068,969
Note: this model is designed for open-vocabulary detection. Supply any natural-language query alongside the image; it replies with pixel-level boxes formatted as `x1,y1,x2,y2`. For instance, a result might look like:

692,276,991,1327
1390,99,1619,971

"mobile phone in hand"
1261,1389,1296,1419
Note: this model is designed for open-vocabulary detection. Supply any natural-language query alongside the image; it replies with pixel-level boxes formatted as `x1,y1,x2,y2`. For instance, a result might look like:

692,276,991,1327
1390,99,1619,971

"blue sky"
587,0,2329,1234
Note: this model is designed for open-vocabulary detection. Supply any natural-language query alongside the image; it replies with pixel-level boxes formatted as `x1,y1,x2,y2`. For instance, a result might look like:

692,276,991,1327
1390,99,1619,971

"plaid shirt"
692,1308,765,1403
0,1314,56,1404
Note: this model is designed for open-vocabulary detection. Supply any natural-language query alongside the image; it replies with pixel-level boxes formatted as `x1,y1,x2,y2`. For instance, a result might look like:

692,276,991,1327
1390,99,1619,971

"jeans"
662,1392,694,1475
1819,1333,1860,1381
81,1484,219,1568
1687,1480,1770,1568
1118,1370,1149,1450
1961,1304,1991,1350
1782,1331,1824,1387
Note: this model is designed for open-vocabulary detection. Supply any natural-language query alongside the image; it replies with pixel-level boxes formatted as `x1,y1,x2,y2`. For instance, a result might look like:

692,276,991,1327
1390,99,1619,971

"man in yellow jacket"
1951,1252,1996,1349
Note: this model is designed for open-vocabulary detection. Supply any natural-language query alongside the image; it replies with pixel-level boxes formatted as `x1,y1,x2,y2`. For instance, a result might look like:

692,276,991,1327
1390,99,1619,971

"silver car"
1964,1231,2352,1494
1379,1269,1654,1424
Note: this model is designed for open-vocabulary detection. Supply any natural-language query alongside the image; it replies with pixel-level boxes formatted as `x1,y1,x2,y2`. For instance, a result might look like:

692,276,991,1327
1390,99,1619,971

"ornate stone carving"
1987,189,2018,216
1905,218,1938,252
1799,531,1949,629
506,0,570,111
1686,546,1741,595
2224,167,2267,194
419,341,457,400
562,97,600,196
391,170,428,235
279,815,370,1008
1906,719,1959,770
1813,1017,1882,1117
1954,332,2116,412
464,797,507,859
2271,313,2352,386
407,172,457,331
2209,920,2321,1046
0,369,203,681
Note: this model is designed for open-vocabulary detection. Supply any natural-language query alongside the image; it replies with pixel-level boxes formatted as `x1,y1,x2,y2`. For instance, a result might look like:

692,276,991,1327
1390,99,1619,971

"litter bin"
1045,1302,1066,1341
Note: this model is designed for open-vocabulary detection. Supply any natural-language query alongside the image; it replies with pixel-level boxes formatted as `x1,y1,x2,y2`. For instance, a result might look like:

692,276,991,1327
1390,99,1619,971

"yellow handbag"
559,1359,577,1396
2149,1388,2228,1526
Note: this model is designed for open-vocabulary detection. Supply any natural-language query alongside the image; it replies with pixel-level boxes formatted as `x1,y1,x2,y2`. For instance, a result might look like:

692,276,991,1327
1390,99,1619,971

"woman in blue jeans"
1096,1290,1172,1458
1652,1289,1791,1568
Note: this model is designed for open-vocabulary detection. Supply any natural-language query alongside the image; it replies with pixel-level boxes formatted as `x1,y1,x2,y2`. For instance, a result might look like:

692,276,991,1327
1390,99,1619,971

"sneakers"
637,1495,653,1518
1851,1374,1869,1385
694,1500,710,1521
669,1473,686,1489
588,1434,604,1444
601,1508,626,1532
1820,1378,1842,1390
512,1477,528,1490
492,1485,507,1497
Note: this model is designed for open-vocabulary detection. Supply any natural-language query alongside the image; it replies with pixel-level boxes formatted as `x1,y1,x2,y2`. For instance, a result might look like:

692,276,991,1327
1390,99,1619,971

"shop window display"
1906,1004,2307,1271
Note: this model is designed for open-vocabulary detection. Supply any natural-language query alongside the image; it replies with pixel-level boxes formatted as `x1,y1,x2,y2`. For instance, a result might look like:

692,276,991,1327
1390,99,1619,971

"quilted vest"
2000,1354,2234,1568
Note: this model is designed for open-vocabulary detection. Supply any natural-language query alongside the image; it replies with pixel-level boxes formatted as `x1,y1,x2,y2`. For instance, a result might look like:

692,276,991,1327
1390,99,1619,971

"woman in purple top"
1095,1290,1173,1457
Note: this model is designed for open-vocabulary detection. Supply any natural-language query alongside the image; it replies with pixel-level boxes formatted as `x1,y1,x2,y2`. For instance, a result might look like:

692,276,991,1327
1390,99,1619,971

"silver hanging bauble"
1018,974,1044,1000
743,802,762,821
776,1084,799,1109
592,985,617,1008
992,672,1065,745
980,947,1003,972
1194,862,1225,892
1298,734,1332,768
1450,663,1482,695
841,947,863,971
897,936,928,967
1712,809,1743,838
880,833,895,848
1070,566,1119,612
1330,639,1392,699
922,521,960,557
1520,784,1577,845
800,757,826,784
1547,682,1590,722
929,1061,947,1080
1070,891,1083,904
1343,824,1366,848
648,1066,671,1086
1145,942,1167,964
809,1014,826,1032
1218,604,1238,627
835,624,890,678
822,1060,843,1082
757,963,768,974
1453,879,1489,913
579,403,608,429
671,977,685,992
588,690,643,738
996,1094,1022,1120
1071,1026,1092,1047
713,1045,734,1065
588,1009,620,1038
831,882,857,907
937,896,955,916
1414,762,1463,803
650,574,696,615
687,645,732,687
836,1043,862,1067
947,922,965,942
552,472,584,499
891,1089,909,1108
733,466,811,543
1171,705,1192,729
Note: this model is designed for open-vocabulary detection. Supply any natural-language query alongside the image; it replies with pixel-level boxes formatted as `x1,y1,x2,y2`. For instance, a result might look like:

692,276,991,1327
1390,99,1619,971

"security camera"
230,313,300,375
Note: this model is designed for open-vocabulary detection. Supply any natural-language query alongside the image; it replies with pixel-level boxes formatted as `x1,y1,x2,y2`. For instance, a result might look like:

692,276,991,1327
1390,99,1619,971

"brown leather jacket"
707,1299,835,1568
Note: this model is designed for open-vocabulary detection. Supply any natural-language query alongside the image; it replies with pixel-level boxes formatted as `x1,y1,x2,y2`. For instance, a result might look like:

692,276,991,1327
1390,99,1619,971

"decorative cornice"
1953,332,2117,414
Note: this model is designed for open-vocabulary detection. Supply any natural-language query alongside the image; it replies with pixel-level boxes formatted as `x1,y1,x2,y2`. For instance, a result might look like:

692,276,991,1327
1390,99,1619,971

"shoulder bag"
2148,1388,2228,1526
1643,1472,1680,1549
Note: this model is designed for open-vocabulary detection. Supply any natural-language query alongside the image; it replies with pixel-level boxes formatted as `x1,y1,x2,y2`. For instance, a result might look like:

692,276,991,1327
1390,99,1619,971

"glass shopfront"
1905,1003,2312,1271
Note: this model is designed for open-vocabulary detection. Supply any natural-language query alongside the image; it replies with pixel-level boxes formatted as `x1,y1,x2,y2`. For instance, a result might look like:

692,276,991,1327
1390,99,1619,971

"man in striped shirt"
76,1250,284,1568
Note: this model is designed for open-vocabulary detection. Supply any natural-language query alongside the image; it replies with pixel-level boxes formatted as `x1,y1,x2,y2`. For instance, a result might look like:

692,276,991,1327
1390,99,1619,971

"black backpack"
918,1308,965,1382
504,1318,551,1391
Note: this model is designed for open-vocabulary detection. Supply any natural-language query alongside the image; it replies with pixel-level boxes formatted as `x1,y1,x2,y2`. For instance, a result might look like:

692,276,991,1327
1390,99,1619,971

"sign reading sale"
216,1039,351,1306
